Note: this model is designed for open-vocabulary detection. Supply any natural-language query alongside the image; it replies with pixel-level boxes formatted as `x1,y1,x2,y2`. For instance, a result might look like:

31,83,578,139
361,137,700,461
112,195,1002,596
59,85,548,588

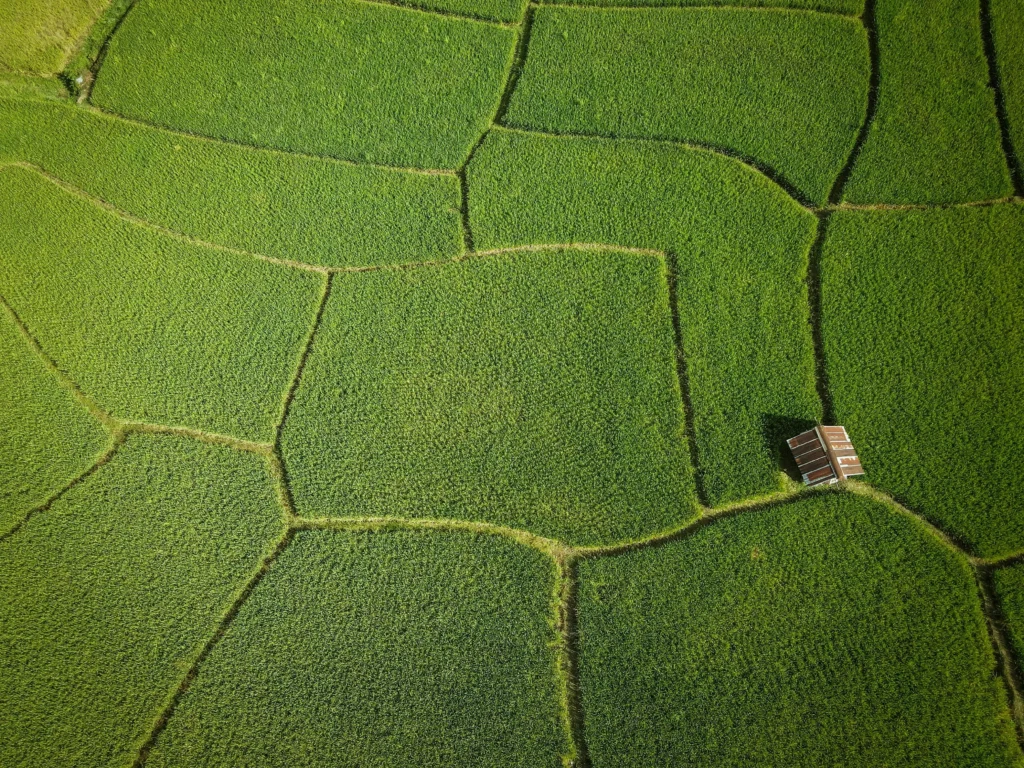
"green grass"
576,492,1023,767
0,306,108,537
145,529,568,767
503,7,869,204
991,0,1024,182
0,433,285,768
403,0,526,24
843,0,1011,204
282,247,696,546
467,129,821,506
0,165,322,442
821,204,1024,559
0,0,108,73
993,563,1024,681
90,0,516,169
0,97,463,268
536,0,862,9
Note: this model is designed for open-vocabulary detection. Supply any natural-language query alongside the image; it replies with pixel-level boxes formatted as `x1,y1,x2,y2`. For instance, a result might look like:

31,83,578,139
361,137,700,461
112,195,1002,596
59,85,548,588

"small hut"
787,425,864,486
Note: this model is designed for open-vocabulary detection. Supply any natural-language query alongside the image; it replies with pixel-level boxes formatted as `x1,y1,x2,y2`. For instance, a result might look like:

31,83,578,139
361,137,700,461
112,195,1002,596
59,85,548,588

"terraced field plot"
2,0,1024,766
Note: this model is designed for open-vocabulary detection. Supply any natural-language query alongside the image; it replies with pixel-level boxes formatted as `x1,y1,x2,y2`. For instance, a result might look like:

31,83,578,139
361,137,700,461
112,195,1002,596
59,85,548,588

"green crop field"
1,0,1023,766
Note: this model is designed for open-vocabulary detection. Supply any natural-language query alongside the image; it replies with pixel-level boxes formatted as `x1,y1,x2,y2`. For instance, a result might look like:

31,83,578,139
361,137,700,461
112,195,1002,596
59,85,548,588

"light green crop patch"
402,0,526,24
282,247,696,546
0,0,108,74
467,129,821,506
576,493,1023,767
535,0,862,11
993,563,1024,679
504,6,869,204
821,204,1024,559
991,0,1024,180
843,0,1011,204
0,307,108,537
146,529,568,768
0,98,463,268
91,0,516,169
0,434,285,768
0,165,322,442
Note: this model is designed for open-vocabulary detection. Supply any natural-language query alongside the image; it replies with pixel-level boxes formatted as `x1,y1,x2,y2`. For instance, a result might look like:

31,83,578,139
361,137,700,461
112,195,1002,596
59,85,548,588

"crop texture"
504,7,869,203
282,247,696,546
536,0,862,9
0,0,107,73
843,0,1011,204
994,564,1024,685
821,204,1024,558
0,99,463,268
576,493,1021,767
90,0,516,169
0,307,108,537
0,434,284,768
991,0,1024,186
144,529,567,767
467,129,821,505
0,165,322,442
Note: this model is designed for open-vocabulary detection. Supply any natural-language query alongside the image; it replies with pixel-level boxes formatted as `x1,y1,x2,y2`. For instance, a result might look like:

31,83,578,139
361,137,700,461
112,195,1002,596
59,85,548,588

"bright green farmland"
504,7,869,203
145,530,567,767
0,434,284,768
282,247,696,546
4,0,1024,764
91,0,516,169
0,98,463,268
467,129,821,506
576,493,1021,767
0,0,107,73
820,204,1024,559
842,0,1011,204
0,165,321,442
0,306,108,537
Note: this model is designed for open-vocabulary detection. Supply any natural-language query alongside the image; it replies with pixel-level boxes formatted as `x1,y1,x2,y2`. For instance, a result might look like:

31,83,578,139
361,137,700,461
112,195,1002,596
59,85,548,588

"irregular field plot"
282,247,696,546
0,434,284,768
535,0,862,9
0,165,322,442
0,0,107,73
0,98,463,268
843,0,1011,204
145,529,567,768
91,0,516,169
0,306,108,537
576,493,1022,767
504,7,868,204
467,129,821,505
991,0,1024,179
821,204,1024,558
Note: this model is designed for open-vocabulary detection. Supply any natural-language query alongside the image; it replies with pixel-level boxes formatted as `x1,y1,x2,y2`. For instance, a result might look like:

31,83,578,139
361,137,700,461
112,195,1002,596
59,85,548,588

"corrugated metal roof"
787,425,864,486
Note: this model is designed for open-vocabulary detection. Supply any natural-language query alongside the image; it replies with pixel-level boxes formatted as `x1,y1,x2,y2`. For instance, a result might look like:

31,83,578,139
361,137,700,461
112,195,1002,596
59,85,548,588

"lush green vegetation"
283,247,696,545
992,0,1024,180
0,434,284,768
0,0,107,73
91,0,516,169
993,563,1024,678
0,98,463,268
821,204,1024,558
536,0,861,9
145,529,567,767
467,129,820,505
504,7,868,203
843,0,1011,204
0,165,322,442
576,493,1022,767
0,307,108,537
404,0,526,24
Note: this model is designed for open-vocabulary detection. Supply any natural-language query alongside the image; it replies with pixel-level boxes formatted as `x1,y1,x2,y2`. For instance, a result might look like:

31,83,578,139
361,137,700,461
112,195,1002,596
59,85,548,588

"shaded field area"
2,0,1024,765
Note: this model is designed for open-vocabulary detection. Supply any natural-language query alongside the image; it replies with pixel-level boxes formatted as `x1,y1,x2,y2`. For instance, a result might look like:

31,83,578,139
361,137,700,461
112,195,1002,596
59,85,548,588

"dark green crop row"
0,165,322,443
535,0,862,11
576,493,1022,767
467,128,821,507
504,6,869,204
821,203,1024,559
0,434,285,768
0,98,463,268
282,246,697,546
993,563,1024,687
146,529,568,767
0,306,108,538
843,0,1011,204
991,0,1024,186
91,0,517,170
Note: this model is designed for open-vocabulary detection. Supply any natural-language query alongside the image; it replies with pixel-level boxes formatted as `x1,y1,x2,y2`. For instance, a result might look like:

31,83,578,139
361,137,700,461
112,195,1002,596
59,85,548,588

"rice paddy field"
1,0,1023,765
